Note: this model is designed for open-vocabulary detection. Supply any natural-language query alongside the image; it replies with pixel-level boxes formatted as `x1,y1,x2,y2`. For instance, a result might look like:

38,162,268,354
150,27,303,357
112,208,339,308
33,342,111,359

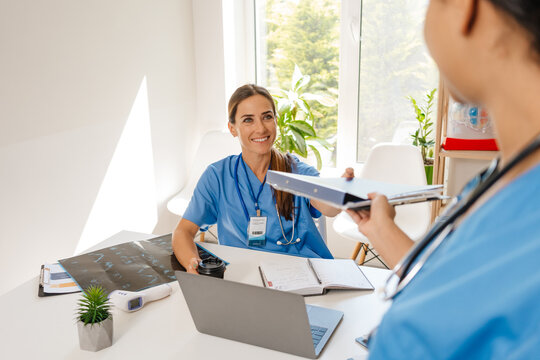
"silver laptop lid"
175,271,317,358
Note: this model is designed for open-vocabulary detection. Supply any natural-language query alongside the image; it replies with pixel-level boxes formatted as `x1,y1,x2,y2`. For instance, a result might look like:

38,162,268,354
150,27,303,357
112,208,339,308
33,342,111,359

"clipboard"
38,264,81,297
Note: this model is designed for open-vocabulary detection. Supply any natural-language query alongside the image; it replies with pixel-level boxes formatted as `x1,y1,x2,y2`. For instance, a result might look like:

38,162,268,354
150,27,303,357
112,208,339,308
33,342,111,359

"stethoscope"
381,133,540,302
233,154,300,246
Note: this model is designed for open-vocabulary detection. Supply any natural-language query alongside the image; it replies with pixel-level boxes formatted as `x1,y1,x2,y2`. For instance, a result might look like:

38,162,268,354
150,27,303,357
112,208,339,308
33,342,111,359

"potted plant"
271,64,335,170
76,285,113,352
408,88,437,184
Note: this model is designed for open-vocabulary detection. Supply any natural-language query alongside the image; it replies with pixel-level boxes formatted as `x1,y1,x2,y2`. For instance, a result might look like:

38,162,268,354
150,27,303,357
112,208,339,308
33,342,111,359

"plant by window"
261,0,340,149
76,285,111,325
271,65,335,170
408,88,437,165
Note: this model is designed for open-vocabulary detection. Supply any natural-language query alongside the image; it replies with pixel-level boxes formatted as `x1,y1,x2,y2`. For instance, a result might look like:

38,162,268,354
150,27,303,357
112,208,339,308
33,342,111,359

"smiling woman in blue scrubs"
172,84,351,273
346,0,540,358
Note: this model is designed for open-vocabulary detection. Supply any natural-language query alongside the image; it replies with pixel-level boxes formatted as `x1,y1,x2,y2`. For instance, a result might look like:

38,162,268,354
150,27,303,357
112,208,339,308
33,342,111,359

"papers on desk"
259,257,374,296
57,234,227,295
266,170,446,210
39,263,80,296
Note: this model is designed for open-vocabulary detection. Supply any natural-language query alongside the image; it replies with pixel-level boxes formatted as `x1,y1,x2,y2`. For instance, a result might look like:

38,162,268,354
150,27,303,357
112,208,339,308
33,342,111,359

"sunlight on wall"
75,77,158,254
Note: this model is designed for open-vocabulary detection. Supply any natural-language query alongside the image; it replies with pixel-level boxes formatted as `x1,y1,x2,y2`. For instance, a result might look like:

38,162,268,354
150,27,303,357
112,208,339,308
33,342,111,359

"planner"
259,257,373,296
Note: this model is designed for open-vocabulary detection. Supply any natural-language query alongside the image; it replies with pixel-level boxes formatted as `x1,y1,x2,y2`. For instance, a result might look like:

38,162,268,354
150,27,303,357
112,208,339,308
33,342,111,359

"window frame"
336,0,362,169
222,0,364,169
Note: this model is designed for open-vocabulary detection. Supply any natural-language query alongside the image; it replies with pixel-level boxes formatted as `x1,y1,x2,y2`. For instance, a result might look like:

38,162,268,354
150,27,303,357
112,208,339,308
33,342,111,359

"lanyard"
234,155,268,221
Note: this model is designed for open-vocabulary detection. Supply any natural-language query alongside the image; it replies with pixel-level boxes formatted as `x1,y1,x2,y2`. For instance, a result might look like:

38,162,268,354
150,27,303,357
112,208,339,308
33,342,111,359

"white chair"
333,143,431,265
167,130,241,242
313,216,327,244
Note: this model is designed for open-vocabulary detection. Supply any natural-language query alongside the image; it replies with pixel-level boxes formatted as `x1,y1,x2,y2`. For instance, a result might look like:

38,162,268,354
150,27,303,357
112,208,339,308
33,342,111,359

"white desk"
0,231,390,359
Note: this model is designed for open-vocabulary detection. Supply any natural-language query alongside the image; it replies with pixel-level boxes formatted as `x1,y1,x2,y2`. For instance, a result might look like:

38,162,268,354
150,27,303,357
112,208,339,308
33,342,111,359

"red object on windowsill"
443,137,499,151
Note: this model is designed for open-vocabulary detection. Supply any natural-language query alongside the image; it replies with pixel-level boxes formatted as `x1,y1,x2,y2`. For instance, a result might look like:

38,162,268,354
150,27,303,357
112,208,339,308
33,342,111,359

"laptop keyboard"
310,325,328,347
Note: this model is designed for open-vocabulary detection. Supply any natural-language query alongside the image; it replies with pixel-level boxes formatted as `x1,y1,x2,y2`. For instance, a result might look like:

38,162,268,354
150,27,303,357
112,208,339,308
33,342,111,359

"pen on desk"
307,259,322,284
258,266,268,288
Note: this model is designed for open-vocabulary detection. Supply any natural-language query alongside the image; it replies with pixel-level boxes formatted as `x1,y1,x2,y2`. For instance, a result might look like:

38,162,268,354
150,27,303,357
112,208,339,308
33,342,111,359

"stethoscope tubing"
233,154,299,245
386,132,540,300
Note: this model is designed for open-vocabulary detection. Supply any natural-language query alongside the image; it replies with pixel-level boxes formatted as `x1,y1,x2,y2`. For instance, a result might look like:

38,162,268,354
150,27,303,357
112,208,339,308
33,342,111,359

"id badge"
248,216,267,247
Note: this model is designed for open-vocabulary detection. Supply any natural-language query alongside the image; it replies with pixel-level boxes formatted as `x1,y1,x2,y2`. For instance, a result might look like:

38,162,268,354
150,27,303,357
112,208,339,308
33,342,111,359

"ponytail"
270,148,295,221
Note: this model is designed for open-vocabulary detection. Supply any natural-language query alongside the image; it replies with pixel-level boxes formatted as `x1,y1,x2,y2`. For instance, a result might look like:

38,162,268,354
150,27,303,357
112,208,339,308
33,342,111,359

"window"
354,0,438,162
226,0,438,167
255,0,341,166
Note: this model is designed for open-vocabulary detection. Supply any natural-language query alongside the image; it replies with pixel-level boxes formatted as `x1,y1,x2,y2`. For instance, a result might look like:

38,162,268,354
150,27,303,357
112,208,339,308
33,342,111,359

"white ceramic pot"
77,316,113,352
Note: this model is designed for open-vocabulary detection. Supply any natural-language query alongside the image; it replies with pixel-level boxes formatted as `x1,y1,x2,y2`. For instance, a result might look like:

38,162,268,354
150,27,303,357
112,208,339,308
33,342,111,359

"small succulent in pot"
76,285,113,352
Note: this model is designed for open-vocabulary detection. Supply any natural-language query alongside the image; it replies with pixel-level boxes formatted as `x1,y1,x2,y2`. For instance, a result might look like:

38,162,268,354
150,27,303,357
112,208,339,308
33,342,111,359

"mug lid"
198,258,226,274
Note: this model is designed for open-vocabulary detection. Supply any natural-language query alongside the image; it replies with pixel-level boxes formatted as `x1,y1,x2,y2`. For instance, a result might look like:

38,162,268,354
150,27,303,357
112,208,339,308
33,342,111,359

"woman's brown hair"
228,84,295,220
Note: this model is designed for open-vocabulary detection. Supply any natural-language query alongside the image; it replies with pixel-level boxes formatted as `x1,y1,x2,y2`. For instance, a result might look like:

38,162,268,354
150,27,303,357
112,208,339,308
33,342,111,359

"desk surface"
1,231,390,359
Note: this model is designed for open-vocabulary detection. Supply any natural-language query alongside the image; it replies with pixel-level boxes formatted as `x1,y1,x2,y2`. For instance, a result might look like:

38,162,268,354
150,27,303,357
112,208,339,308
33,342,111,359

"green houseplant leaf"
271,64,336,170
290,121,316,137
290,128,307,157
408,88,437,166
308,145,322,171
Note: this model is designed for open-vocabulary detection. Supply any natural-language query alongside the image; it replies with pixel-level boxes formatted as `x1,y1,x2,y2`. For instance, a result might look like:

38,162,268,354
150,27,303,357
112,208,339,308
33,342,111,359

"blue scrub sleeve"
292,156,320,177
182,166,220,230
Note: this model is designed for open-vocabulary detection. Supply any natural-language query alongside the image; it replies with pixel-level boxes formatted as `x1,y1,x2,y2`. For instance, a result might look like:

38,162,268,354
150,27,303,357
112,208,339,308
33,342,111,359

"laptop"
175,271,343,359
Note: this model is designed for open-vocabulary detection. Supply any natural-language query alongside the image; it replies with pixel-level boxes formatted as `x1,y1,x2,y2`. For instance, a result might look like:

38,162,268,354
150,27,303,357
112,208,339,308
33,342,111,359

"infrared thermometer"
108,283,172,312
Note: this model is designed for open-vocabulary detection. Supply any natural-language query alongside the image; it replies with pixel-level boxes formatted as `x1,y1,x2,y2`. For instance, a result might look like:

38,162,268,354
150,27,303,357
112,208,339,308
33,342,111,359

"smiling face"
228,94,277,158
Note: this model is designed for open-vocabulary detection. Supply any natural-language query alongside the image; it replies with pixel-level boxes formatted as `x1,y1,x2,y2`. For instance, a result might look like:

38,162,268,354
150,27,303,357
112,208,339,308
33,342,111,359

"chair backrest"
167,130,241,216
361,143,427,186
186,130,241,191
360,143,430,240
313,215,327,244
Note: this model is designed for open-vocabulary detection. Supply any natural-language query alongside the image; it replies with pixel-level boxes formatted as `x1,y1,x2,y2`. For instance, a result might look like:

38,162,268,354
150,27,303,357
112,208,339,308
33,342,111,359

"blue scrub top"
369,163,540,359
183,154,333,259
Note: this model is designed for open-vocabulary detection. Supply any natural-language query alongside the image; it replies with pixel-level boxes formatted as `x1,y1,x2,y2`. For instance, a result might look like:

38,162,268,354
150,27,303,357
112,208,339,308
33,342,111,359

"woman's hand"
187,257,202,274
342,167,355,180
346,192,396,239
346,192,413,268
172,218,203,275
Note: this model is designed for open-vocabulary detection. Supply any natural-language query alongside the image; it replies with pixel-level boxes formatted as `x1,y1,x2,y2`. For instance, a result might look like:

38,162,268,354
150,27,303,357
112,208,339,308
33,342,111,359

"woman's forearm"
310,199,341,217
172,219,200,272
365,219,414,269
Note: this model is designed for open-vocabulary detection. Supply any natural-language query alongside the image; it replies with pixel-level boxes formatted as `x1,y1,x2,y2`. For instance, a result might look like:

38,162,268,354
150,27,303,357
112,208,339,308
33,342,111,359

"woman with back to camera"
172,84,351,273
347,0,540,358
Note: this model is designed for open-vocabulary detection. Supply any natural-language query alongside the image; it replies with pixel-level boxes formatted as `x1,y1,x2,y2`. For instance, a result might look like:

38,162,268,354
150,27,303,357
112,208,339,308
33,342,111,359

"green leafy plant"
408,88,437,165
76,285,111,325
271,64,335,170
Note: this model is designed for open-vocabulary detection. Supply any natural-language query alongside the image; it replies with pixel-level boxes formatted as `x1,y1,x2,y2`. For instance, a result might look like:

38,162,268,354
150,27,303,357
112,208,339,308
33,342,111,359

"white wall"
192,0,228,133
0,0,198,295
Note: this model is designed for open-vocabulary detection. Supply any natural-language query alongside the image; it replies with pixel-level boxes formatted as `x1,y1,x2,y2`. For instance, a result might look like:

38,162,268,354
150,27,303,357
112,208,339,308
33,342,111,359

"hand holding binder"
266,170,447,210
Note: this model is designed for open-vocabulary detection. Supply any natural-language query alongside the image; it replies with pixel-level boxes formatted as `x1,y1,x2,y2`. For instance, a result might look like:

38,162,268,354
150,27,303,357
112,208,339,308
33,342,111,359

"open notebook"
259,258,374,296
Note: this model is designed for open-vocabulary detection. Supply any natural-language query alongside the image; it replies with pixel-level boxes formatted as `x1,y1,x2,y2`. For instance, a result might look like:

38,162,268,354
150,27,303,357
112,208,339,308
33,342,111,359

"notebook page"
259,258,321,292
309,259,372,289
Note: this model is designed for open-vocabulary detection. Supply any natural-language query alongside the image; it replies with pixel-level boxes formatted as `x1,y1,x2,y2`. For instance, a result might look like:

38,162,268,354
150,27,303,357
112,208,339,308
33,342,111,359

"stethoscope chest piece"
276,238,300,246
